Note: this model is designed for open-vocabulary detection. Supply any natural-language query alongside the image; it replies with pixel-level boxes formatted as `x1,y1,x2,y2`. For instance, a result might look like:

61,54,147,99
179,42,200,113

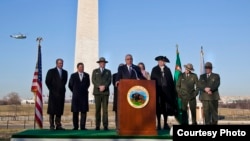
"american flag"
31,43,43,129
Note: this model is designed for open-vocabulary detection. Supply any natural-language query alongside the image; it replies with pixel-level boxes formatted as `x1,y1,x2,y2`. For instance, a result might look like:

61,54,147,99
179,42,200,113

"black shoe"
72,128,78,130
81,128,88,130
56,126,65,130
104,127,109,130
157,125,161,130
163,124,170,130
50,126,55,130
95,127,100,130
192,122,197,125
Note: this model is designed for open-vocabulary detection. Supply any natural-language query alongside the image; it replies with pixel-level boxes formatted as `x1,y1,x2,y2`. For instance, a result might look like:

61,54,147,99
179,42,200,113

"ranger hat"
205,62,213,69
96,57,108,63
184,63,194,71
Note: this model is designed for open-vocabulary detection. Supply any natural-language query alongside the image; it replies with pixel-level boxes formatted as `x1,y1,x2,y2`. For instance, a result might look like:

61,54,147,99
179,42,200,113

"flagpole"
176,44,178,54
200,46,205,76
33,37,43,129
33,92,36,129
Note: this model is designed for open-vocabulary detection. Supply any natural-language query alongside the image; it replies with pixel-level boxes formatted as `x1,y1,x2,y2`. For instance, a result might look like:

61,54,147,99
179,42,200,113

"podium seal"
127,85,149,109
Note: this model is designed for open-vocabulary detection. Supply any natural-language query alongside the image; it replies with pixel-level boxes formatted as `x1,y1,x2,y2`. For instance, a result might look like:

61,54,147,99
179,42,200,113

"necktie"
207,74,210,78
128,66,132,75
101,68,103,73
58,69,62,78
80,73,83,81
186,74,189,78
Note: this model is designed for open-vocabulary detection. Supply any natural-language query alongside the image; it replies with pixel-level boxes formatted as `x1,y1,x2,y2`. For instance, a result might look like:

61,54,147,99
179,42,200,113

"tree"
3,92,21,105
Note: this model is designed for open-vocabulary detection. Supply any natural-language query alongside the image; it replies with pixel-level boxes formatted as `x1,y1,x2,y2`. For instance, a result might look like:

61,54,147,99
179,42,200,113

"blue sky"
0,0,249,99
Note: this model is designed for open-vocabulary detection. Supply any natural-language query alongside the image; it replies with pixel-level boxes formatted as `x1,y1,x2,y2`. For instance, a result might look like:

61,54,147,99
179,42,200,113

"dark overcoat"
45,67,68,115
150,65,177,115
112,73,118,112
68,72,90,112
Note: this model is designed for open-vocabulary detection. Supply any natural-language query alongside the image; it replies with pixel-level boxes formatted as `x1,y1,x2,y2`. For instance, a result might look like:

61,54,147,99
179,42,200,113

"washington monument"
74,0,98,101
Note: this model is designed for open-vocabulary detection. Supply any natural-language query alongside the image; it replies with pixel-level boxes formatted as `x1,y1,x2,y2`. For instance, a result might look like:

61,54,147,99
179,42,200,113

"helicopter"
10,33,27,39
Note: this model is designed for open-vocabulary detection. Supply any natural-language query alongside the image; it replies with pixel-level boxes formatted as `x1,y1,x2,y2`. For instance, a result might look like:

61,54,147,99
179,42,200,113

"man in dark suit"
45,58,68,130
115,54,145,86
112,63,124,129
68,62,90,130
198,62,220,125
151,56,177,130
92,57,112,130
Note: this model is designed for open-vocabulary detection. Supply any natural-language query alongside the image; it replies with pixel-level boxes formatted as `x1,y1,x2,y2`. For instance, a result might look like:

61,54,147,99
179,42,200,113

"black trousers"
73,112,87,129
49,114,62,128
156,94,168,128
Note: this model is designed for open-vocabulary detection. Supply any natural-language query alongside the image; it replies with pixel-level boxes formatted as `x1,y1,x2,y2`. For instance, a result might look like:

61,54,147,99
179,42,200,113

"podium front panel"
117,79,157,136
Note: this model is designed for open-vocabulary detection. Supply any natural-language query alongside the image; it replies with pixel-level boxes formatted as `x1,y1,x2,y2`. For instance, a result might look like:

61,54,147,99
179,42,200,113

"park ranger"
92,57,112,130
176,63,199,125
198,62,220,125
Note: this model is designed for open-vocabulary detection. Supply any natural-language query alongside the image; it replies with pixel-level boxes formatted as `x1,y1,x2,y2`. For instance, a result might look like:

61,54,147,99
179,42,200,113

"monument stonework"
74,0,99,101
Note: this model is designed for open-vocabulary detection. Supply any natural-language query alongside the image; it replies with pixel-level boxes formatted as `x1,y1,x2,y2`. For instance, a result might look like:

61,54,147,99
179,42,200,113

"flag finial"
176,44,179,53
201,46,204,55
36,37,43,45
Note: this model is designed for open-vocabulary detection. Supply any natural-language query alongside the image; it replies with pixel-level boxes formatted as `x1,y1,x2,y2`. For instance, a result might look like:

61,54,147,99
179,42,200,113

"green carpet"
11,129,172,139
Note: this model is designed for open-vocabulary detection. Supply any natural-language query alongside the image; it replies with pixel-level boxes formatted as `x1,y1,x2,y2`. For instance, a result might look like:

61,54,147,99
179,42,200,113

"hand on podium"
115,81,119,87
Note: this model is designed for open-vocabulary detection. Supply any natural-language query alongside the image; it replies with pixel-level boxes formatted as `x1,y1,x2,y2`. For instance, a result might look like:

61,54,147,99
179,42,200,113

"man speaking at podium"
115,54,146,86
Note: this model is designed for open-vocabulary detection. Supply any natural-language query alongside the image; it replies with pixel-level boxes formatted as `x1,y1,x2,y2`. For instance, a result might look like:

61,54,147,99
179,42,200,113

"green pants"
181,98,197,124
94,95,109,128
202,100,218,125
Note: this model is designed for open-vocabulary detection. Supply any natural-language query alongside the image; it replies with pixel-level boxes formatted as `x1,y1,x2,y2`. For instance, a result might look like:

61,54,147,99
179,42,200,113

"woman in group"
138,62,150,80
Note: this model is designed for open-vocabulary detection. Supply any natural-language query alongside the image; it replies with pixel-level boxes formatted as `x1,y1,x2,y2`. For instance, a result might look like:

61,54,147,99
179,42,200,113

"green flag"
174,47,182,85
173,45,188,124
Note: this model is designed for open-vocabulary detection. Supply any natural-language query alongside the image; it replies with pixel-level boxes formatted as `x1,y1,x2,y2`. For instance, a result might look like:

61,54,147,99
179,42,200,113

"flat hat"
96,57,108,63
184,63,194,71
155,56,170,63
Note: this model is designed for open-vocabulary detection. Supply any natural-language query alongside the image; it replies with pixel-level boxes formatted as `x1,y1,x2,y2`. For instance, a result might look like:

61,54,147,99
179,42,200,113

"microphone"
130,66,139,80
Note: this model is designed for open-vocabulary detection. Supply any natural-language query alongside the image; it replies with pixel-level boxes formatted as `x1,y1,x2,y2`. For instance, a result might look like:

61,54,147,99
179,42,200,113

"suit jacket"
45,67,68,115
176,72,199,100
198,73,220,100
68,72,90,112
92,68,111,95
116,64,145,82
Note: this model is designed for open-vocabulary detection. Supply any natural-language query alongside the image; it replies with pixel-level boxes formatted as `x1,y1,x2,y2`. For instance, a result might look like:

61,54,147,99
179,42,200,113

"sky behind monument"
0,0,249,99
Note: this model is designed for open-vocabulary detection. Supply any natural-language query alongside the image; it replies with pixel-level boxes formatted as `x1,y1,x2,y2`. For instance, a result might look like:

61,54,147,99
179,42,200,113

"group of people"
176,61,220,126
45,54,220,131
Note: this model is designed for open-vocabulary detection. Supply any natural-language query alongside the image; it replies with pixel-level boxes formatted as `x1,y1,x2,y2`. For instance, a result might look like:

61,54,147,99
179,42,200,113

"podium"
117,79,157,136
